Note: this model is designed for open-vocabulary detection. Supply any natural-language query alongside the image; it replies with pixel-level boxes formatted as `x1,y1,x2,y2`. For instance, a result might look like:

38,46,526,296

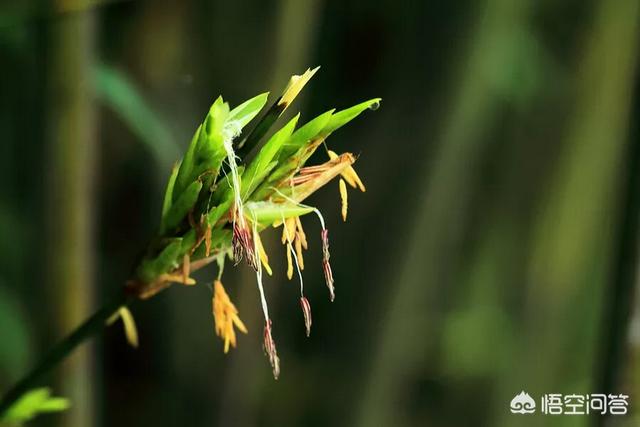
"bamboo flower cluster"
124,68,380,378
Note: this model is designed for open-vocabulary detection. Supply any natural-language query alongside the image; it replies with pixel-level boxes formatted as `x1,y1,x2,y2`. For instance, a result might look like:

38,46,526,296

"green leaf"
242,160,278,200
161,180,203,234
321,98,381,137
250,136,325,201
174,97,229,200
227,92,269,130
2,387,70,424
192,97,229,175
278,109,334,160
242,114,299,196
161,161,180,223
173,125,202,202
136,239,183,283
94,65,179,167
245,201,313,225
206,199,234,228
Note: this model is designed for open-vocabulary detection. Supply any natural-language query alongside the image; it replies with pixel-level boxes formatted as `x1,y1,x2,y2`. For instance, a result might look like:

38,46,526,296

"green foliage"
277,109,334,161
160,180,203,234
136,238,183,283
1,388,69,425
244,201,313,225
130,69,380,290
161,162,180,224
227,93,269,129
242,114,300,199
322,98,381,136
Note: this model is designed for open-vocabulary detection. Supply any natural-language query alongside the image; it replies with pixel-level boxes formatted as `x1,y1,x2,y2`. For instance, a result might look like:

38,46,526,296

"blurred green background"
1,0,640,426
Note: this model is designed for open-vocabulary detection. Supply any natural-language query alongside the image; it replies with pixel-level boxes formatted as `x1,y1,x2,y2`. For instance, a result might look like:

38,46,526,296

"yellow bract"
279,67,320,107
106,306,139,348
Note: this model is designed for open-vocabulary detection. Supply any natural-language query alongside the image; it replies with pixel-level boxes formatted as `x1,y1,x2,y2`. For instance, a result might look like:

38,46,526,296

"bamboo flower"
212,280,248,353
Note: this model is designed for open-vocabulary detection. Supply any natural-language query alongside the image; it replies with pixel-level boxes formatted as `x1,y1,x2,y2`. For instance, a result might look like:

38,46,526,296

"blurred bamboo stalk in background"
589,0,640,424
46,2,97,426
354,0,532,426
524,2,639,426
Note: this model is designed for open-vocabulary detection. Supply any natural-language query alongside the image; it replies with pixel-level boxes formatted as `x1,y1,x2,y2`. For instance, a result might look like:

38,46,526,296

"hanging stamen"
295,237,305,270
271,188,336,302
263,320,280,379
281,217,297,245
232,216,256,269
223,123,257,269
204,224,212,257
212,280,248,353
339,178,348,221
286,248,293,280
282,214,306,294
106,306,139,348
251,216,280,379
306,207,335,302
282,213,310,337
254,232,273,276
321,228,335,302
300,297,312,337
295,216,308,249
182,254,191,284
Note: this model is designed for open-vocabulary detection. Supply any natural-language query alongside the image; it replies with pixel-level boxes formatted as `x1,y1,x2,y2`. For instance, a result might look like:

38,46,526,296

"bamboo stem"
0,292,132,417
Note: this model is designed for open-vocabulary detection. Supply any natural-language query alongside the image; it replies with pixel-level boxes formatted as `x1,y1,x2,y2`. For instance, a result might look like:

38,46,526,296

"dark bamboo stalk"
595,87,640,427
0,293,132,417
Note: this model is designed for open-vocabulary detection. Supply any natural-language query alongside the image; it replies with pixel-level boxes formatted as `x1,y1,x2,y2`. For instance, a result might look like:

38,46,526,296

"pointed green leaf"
227,92,269,130
2,387,70,423
173,125,201,201
161,161,180,222
136,238,183,283
174,97,229,199
279,109,334,160
242,114,299,194
242,160,278,200
245,201,313,224
161,180,203,234
321,98,381,137
195,96,229,165
206,198,234,227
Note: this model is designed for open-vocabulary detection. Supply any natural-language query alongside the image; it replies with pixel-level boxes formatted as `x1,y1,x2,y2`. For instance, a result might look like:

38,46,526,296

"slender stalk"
0,292,132,417
595,99,640,424
46,2,97,425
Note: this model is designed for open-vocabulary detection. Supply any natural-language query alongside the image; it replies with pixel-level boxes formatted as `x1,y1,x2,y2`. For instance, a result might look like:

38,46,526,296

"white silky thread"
222,121,244,224
250,212,269,322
